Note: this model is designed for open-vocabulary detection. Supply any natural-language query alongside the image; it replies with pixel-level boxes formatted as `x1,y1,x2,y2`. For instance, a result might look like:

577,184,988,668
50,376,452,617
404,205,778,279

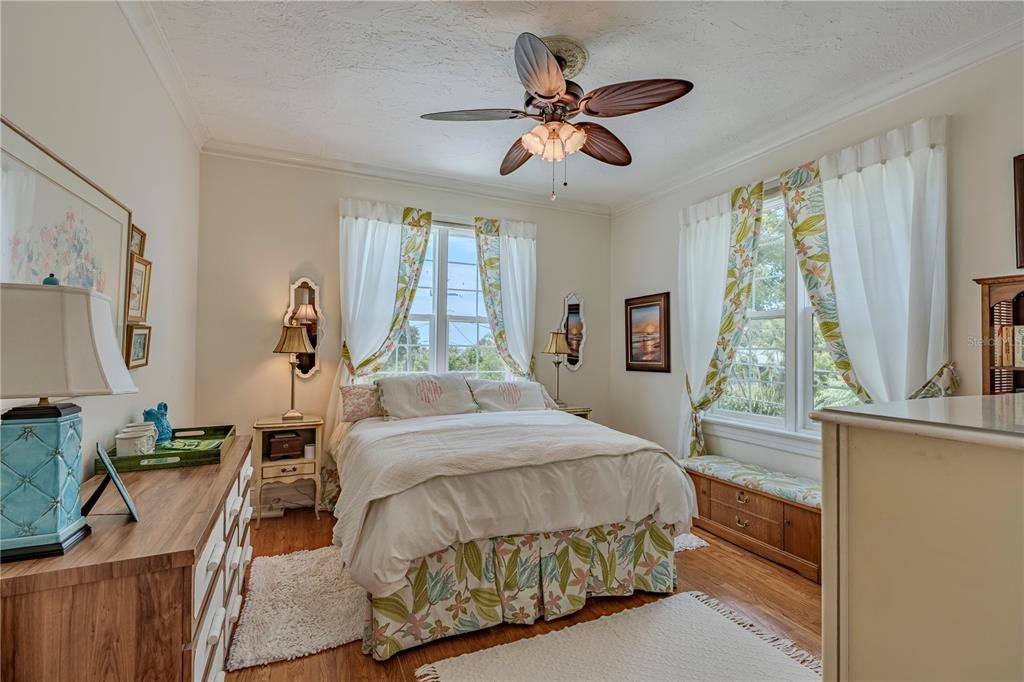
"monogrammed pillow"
375,373,479,418
467,379,548,412
340,384,385,422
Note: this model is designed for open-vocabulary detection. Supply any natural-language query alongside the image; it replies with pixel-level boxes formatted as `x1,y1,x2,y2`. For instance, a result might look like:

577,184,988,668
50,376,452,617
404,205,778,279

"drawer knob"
207,607,226,645
243,545,254,566
240,466,253,484
735,516,749,529
228,547,242,571
207,542,226,572
736,491,749,504
281,466,298,473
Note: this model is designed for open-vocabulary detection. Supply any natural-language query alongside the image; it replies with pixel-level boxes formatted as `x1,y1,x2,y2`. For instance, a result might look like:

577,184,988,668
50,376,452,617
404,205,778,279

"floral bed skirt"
363,515,679,660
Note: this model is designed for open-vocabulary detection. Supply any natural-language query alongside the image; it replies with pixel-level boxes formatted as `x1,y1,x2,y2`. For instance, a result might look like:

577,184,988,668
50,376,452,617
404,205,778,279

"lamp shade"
292,303,317,324
542,330,571,355
273,324,314,354
1,284,138,399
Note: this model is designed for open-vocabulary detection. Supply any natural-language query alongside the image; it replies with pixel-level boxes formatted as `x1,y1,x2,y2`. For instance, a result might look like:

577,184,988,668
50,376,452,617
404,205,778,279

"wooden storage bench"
682,455,821,583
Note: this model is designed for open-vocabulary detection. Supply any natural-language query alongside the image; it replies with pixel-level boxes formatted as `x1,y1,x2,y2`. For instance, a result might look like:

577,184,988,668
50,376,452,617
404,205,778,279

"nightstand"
252,414,323,527
559,406,592,420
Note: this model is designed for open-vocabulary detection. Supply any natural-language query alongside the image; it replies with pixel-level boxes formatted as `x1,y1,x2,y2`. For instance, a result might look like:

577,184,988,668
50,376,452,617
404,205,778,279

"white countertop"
812,394,1024,442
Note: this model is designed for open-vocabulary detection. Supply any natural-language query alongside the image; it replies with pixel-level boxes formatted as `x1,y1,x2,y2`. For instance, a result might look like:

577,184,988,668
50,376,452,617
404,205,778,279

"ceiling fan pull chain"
551,159,557,201
563,154,568,188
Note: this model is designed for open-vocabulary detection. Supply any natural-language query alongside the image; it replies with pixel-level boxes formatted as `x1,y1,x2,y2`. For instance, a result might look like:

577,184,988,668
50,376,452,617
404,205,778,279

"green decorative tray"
97,425,236,474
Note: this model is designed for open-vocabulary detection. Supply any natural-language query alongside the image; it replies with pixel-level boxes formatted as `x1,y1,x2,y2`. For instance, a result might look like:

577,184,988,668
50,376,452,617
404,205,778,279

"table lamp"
542,330,571,407
1,282,138,561
273,324,314,421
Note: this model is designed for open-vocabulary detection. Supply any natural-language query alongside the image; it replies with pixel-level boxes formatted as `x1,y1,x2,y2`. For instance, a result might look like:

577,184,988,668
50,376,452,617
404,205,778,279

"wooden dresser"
816,396,1023,681
1,436,254,681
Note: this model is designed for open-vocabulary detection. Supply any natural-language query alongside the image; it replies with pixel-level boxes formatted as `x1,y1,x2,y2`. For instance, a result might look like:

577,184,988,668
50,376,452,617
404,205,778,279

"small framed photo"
125,324,151,369
129,224,147,257
625,292,670,372
126,253,151,323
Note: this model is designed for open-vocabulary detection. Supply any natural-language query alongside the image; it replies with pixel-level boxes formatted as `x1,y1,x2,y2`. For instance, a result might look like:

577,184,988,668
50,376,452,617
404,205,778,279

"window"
371,224,507,380
715,188,857,435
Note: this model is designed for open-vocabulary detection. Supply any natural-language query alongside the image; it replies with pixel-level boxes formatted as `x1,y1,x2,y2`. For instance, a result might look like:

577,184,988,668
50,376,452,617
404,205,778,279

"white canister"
304,444,315,460
116,430,155,456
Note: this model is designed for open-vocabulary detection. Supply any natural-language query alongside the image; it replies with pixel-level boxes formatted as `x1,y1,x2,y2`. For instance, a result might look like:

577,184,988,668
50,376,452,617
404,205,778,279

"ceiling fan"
421,32,693,197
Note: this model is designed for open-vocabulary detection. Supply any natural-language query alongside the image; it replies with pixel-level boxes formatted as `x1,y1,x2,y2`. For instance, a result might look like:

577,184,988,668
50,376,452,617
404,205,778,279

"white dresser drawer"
203,630,226,682
225,523,242,590
238,450,254,490
193,569,226,682
193,512,226,618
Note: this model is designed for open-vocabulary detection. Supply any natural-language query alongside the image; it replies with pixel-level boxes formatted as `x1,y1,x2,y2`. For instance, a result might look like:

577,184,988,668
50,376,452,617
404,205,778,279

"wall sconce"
283,277,324,378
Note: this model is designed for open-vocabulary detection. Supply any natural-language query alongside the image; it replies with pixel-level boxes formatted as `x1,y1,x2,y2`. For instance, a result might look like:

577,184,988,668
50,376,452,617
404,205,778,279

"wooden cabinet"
688,471,821,583
1,437,254,681
975,274,1024,394
252,415,323,527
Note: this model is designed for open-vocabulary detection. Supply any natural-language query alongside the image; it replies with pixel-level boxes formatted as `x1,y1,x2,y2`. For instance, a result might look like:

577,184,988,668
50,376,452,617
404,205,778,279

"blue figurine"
144,402,173,444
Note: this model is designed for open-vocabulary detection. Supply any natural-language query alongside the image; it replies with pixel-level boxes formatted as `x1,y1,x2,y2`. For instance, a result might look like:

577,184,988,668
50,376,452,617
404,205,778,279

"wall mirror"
562,291,585,371
283,277,324,378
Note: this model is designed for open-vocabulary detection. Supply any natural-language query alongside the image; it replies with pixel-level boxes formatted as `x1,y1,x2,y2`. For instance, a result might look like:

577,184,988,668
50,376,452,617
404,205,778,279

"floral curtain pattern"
474,217,535,378
779,163,871,402
363,515,678,660
685,182,765,457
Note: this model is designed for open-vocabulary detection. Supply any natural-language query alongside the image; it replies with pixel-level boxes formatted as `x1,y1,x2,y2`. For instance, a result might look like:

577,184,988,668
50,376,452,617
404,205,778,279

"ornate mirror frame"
283,277,324,378
561,291,586,371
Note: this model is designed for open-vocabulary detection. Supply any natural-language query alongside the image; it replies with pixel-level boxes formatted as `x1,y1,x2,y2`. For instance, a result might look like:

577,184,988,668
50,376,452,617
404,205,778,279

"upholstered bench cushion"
681,455,821,509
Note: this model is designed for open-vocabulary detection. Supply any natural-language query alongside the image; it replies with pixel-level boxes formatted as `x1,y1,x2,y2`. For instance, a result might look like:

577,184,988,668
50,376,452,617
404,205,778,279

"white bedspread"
332,411,696,596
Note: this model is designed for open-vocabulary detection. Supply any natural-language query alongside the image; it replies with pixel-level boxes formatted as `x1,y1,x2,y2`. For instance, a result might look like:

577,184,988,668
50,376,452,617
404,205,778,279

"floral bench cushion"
681,455,821,509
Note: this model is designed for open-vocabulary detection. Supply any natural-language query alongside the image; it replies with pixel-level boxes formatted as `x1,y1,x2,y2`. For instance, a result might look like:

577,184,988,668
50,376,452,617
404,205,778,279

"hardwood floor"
228,510,821,681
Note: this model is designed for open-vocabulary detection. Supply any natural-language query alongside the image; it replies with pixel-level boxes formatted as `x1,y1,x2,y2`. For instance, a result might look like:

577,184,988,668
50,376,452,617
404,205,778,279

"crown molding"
118,1,207,148
201,140,613,218
613,20,1024,217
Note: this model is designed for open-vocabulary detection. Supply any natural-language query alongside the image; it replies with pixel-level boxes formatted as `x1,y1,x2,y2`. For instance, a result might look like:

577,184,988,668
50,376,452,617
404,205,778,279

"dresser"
1,435,255,681
815,396,1023,681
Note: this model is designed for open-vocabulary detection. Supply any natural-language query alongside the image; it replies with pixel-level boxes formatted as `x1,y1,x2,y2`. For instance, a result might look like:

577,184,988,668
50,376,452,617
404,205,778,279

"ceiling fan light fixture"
521,122,587,163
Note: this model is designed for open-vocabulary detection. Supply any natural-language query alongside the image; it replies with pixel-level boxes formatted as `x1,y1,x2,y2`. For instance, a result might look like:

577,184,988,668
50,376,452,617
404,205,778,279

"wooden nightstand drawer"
262,459,315,479
710,500,781,547
709,480,782,522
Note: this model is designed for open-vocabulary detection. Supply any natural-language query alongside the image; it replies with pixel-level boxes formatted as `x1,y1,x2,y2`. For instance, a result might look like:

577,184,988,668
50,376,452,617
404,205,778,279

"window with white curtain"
715,188,857,433
370,223,507,380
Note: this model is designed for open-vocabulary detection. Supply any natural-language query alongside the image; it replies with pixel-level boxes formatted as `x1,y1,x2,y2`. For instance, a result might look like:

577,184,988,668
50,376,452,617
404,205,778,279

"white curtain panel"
820,116,948,402
498,220,538,376
676,192,733,456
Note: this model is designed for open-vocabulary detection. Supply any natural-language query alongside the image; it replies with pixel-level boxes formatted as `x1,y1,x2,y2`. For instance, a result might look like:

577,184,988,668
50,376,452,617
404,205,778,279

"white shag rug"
228,533,709,670
416,592,821,682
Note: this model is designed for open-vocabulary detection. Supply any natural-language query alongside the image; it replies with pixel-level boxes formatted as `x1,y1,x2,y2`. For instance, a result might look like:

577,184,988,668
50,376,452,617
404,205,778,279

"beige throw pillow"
340,384,384,422
375,373,478,418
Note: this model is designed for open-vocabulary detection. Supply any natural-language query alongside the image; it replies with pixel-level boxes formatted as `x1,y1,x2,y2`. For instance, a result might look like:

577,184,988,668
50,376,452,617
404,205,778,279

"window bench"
682,455,821,583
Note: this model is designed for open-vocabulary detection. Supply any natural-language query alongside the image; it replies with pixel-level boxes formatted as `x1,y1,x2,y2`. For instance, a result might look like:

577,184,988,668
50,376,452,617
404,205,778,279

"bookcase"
975,274,1024,394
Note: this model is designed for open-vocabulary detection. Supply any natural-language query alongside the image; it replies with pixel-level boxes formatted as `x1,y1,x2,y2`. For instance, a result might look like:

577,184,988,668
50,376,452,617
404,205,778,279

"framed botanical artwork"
129,224,146,257
1,117,132,348
1015,154,1023,269
625,292,670,372
126,253,152,323
125,324,151,369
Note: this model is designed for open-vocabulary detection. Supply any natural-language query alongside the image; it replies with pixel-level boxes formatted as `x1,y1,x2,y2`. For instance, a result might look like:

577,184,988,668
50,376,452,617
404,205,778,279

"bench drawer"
709,480,782,522
710,500,781,547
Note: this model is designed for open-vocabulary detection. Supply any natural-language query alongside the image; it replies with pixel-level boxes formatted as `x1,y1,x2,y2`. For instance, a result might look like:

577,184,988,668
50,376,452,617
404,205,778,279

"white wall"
1,2,201,477
194,154,611,441
607,48,1024,478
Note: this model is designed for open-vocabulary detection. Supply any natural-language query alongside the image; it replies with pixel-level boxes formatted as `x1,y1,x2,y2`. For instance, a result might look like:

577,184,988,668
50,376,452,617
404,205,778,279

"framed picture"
625,292,670,372
1015,154,1023,269
82,445,139,522
129,224,146,257
126,253,152,323
1,117,132,348
125,324,151,369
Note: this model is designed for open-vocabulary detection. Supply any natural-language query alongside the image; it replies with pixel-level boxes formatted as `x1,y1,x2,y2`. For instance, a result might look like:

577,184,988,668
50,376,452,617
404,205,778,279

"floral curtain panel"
323,199,432,506
679,182,764,457
474,217,538,378
781,116,956,403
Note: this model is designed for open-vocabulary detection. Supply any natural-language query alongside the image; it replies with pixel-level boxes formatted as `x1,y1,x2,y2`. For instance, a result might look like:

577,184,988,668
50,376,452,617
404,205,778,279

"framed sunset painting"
625,292,670,372
1,117,132,348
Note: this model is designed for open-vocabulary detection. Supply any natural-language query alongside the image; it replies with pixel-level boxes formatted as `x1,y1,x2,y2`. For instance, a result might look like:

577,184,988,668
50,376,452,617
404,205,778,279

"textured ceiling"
152,2,1021,210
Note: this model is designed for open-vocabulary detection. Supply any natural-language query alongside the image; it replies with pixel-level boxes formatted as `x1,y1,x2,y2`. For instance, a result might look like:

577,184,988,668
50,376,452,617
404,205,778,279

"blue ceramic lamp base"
0,404,91,563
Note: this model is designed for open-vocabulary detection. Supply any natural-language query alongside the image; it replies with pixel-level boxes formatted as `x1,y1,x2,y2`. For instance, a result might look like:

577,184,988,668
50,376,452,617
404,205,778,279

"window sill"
702,414,822,459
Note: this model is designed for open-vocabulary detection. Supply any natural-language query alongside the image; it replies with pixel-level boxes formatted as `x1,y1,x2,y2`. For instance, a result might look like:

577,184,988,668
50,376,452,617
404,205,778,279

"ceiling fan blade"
579,79,693,118
500,138,532,176
421,109,528,121
577,123,632,166
514,32,566,100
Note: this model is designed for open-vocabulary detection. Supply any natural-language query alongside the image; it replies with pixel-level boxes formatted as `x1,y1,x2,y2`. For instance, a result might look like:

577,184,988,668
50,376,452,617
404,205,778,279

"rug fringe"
414,663,442,682
687,592,823,675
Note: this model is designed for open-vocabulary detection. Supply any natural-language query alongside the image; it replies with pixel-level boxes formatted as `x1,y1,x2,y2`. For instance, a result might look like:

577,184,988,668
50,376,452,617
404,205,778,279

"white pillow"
375,373,478,418
467,379,548,412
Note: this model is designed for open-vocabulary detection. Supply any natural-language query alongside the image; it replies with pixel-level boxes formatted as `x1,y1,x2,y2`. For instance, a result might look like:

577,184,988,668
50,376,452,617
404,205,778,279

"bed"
329,378,696,661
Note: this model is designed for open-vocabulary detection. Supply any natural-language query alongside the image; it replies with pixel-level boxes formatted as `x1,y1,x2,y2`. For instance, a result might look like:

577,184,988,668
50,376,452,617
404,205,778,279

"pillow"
340,384,384,422
467,378,548,412
375,373,478,418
